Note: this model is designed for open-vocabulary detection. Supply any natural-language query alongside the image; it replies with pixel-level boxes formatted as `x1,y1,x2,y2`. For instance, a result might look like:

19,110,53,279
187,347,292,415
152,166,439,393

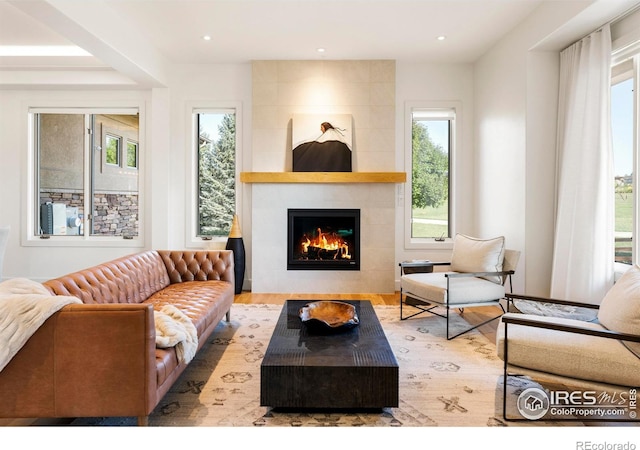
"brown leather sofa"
0,250,235,426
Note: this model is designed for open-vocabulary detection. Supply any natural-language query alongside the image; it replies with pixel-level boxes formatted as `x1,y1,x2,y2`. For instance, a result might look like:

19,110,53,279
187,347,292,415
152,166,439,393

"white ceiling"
0,0,637,87
97,0,546,63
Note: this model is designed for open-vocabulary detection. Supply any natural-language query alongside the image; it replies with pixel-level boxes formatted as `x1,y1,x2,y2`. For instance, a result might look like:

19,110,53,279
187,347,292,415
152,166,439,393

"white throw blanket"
0,277,198,372
154,305,198,364
0,278,81,372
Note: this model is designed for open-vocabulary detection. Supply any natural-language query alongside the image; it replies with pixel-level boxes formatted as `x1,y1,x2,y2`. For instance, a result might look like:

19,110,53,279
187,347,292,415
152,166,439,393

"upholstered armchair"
497,264,640,420
400,234,519,340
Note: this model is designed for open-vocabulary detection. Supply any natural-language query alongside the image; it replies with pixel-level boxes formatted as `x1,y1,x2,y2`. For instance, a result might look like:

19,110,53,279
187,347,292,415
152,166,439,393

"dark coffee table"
260,300,399,409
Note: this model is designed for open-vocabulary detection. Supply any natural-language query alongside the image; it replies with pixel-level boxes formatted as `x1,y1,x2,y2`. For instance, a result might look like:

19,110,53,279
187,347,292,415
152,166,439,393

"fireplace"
287,208,360,271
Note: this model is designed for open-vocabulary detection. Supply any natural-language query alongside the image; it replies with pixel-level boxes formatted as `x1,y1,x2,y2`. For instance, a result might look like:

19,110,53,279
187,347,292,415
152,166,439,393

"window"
30,109,141,243
611,48,639,265
127,140,138,169
611,75,634,264
194,109,237,238
406,105,456,246
105,134,120,166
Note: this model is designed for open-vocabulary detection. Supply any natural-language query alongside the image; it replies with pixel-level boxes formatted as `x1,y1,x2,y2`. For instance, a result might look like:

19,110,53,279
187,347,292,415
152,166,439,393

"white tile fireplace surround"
250,182,396,293
249,60,398,293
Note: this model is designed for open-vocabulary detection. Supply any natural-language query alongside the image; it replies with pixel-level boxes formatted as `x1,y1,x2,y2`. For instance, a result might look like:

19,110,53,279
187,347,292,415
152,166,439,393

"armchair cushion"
450,234,505,283
598,264,640,358
401,272,505,306
497,313,640,387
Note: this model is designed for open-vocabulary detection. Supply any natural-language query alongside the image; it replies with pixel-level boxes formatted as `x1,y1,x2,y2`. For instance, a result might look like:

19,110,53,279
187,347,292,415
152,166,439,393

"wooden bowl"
299,301,359,332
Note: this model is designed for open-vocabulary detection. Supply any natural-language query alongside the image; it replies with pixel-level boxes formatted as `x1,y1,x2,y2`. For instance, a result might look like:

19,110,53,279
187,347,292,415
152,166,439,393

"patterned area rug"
70,303,572,427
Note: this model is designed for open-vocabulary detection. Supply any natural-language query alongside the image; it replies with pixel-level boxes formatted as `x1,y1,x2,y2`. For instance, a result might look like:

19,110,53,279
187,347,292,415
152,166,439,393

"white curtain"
551,24,614,305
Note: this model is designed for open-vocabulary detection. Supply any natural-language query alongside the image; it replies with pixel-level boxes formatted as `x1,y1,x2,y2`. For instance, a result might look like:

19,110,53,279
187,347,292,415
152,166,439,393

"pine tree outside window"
196,110,237,237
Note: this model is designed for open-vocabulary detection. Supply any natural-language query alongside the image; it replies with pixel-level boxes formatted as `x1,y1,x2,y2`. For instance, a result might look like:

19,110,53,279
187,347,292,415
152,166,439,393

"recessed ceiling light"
316,48,326,53
437,36,446,41
203,35,212,41
0,45,92,56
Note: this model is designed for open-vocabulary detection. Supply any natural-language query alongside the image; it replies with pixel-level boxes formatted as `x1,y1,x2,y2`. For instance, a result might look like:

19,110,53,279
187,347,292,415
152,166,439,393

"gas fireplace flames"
299,227,351,260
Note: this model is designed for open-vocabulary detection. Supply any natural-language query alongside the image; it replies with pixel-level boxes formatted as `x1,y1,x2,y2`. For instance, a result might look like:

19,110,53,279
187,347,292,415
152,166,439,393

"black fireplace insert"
287,208,360,271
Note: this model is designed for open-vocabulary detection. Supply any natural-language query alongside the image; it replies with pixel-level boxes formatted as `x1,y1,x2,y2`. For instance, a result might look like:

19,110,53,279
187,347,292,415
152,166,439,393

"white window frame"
126,140,139,169
611,44,640,268
104,133,121,167
22,104,145,248
404,101,460,250
185,101,242,248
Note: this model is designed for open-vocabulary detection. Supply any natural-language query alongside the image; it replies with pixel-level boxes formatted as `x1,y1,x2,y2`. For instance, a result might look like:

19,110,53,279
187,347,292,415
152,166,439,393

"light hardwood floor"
234,291,399,306
234,291,502,342
1,291,502,427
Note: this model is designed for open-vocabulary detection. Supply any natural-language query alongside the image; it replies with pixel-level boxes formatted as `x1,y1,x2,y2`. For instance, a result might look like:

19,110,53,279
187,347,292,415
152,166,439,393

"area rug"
70,303,572,427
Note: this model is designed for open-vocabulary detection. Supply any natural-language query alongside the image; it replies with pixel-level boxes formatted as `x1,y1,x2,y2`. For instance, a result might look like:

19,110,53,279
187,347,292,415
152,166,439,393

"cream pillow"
598,264,640,358
450,234,505,284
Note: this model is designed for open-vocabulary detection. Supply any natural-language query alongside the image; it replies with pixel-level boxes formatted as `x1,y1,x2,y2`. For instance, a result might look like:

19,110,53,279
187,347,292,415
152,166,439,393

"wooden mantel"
240,172,406,184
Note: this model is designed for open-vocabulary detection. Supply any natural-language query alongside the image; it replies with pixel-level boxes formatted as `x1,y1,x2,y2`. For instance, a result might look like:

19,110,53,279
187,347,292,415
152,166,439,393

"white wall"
1,0,631,289
394,62,476,272
166,63,252,251
0,89,151,280
473,2,595,296
525,51,561,296
0,60,477,289
0,64,252,282
474,28,528,294
251,60,396,172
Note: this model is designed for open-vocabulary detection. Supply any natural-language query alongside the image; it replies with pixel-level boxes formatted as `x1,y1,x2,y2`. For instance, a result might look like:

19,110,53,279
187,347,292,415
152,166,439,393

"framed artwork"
292,113,353,150
291,113,353,172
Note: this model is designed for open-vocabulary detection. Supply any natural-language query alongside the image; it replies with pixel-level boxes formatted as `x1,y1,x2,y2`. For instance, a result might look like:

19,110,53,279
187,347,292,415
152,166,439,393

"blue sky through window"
612,77,633,177
426,120,449,153
200,113,224,142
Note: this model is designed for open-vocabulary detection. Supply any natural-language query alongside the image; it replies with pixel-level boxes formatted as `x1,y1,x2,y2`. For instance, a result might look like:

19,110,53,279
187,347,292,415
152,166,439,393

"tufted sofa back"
43,251,171,304
43,250,235,305
157,250,234,284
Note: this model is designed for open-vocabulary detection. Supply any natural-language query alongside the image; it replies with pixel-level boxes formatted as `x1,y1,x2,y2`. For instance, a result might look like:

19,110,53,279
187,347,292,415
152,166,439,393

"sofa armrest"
447,270,515,289
502,313,640,343
158,250,235,285
446,270,515,279
0,303,157,419
400,261,451,268
505,293,600,310
399,261,451,275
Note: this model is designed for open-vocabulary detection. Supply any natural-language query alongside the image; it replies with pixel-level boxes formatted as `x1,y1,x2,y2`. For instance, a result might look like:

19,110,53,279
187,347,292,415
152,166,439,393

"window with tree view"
411,109,452,239
196,111,236,237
